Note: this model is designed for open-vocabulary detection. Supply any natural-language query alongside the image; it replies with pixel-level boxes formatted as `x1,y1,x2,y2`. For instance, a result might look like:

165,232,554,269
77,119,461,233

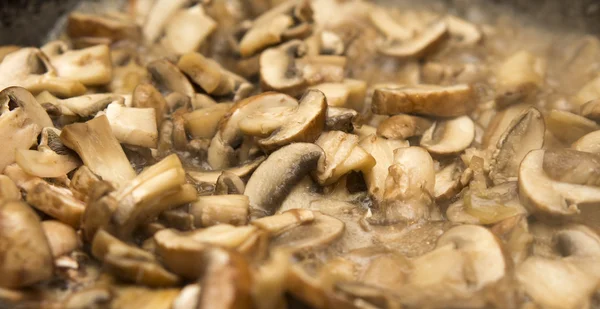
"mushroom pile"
3,0,600,308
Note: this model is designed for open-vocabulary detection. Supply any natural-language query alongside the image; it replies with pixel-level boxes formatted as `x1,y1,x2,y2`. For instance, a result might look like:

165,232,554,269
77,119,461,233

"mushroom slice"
0,86,52,128
260,40,307,95
516,257,597,309
245,143,324,217
147,59,195,97
420,116,475,155
446,15,482,45
111,154,196,238
309,82,351,107
153,229,208,279
42,220,80,258
161,5,216,55
133,83,167,127
61,115,136,188
252,209,315,236
325,107,358,133
47,44,113,86
378,20,448,59
573,130,600,153
15,149,80,178
188,156,266,185
53,93,124,117
104,103,158,148
495,51,545,108
183,104,232,138
463,182,526,225
207,92,297,169
482,103,529,149
0,200,53,288
270,211,344,252
547,109,599,144
579,98,600,121
215,171,246,195
574,75,600,107
543,149,600,186
142,0,189,43
92,229,180,287
258,90,327,151
0,175,20,201
372,84,475,117
0,107,41,172
314,131,375,186
110,286,180,309
434,161,467,201
67,12,141,42
519,149,600,218
378,147,435,223
489,107,545,184
369,8,413,40
239,105,296,138
191,195,249,227
240,14,295,57
358,134,409,202
377,114,433,140
0,48,86,97
436,225,507,289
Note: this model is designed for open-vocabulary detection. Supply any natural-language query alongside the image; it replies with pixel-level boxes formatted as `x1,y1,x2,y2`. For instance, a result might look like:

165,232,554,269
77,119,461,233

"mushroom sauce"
2,0,600,308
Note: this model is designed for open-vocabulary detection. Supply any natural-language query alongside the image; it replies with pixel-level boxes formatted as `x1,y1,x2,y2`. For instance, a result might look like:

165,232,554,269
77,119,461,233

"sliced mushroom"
377,114,433,140
132,83,167,127
579,98,600,121
372,84,475,117
358,134,409,202
41,220,80,258
543,149,600,186
420,116,475,155
489,107,545,184
270,211,345,252
161,5,217,55
378,20,448,59
61,115,137,188
573,75,600,107
147,59,195,97
239,14,294,57
258,90,327,151
207,92,297,169
259,40,307,95
0,108,42,172
378,147,435,223
482,103,529,149
369,8,413,40
245,143,323,217
0,48,86,97
572,130,600,153
0,86,53,128
0,175,20,201
67,12,141,42
464,181,527,225
434,161,468,201
15,149,80,178
547,109,599,144
309,82,351,107
495,51,545,108
215,171,246,195
314,131,375,186
104,103,158,148
188,156,266,185
0,200,53,288
190,195,249,227
142,0,189,43
325,107,358,133
252,209,315,236
519,149,600,219
46,44,113,86
446,15,482,45
239,105,296,138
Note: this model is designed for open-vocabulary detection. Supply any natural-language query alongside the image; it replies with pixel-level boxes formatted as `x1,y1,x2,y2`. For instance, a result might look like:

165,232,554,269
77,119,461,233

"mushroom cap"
547,109,599,144
245,143,324,216
420,116,475,155
378,20,449,59
260,40,307,95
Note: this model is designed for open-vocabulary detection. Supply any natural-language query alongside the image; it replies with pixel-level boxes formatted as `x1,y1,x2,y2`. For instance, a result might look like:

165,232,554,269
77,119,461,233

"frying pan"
2,0,600,46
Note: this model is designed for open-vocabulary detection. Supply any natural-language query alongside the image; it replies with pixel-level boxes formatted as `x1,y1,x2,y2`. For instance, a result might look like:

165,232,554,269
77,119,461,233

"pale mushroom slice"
239,105,296,138
0,175,20,201
49,93,124,117
489,107,545,185
66,12,141,42
184,103,232,139
482,103,529,149
463,181,527,225
372,84,475,117
259,40,307,95
308,82,351,107
547,109,599,144
0,200,53,288
369,8,414,40
258,90,327,151
446,15,482,45
579,98,600,121
542,149,600,187
188,156,266,185
103,102,158,148
314,131,375,186
325,107,358,133
0,48,86,97
61,115,136,188
378,20,448,59
45,43,113,86
161,5,216,55
378,147,435,223
0,86,52,128
147,59,195,97
132,83,167,127
572,130,600,153
251,209,315,236
573,75,600,107
15,148,80,178
41,220,80,258
519,149,600,219
358,134,409,202
434,161,469,201
270,211,345,252
190,195,249,227
0,103,43,172
207,92,298,169
420,116,475,155
516,257,597,309
377,114,433,140
4,164,85,228
142,0,189,43
494,51,545,108
245,143,324,217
